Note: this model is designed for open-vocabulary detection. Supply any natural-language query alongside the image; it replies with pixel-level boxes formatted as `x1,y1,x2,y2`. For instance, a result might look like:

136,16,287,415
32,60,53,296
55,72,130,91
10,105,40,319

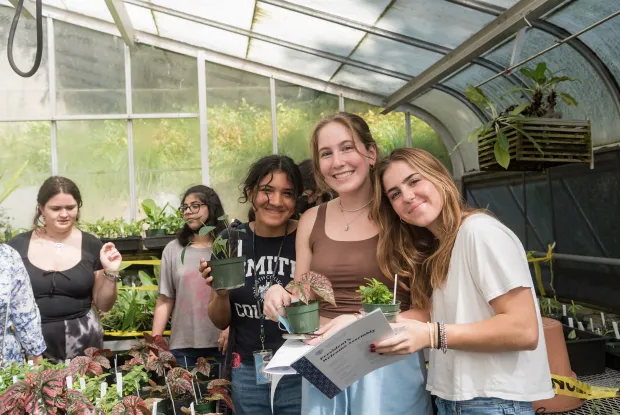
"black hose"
7,0,43,78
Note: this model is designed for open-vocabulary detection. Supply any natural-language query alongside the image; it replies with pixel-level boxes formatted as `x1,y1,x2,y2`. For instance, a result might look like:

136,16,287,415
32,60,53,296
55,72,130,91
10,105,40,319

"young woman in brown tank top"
264,113,431,415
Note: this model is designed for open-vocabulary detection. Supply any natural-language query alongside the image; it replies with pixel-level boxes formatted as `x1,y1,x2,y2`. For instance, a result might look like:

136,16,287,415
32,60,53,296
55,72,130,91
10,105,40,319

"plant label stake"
597,328,601,335
116,373,123,397
568,317,574,328
65,359,71,366
66,376,73,390
613,321,620,340
100,382,107,399
166,379,177,415
184,356,189,369
577,321,585,331
12,375,17,384
80,377,86,391
152,400,158,415
27,360,33,366
114,354,118,374
601,312,606,328
393,274,397,305
238,240,242,257
562,304,567,316
589,318,594,331
190,402,195,415
135,380,140,398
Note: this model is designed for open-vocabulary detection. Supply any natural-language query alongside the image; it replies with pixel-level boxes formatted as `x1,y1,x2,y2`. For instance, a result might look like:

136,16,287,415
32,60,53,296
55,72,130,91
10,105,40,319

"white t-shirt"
426,214,554,402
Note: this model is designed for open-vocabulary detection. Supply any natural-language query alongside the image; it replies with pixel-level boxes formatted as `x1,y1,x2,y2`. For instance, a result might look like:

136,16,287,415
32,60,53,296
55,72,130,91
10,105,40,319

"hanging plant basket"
478,118,592,171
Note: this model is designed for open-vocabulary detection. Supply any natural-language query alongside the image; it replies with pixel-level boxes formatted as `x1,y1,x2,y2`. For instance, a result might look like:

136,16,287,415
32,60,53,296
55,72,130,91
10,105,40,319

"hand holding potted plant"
356,278,401,322
283,271,336,334
201,215,247,291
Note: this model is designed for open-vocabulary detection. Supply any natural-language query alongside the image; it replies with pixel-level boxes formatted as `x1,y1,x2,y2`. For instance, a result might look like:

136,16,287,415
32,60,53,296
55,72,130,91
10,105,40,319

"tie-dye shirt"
0,244,46,366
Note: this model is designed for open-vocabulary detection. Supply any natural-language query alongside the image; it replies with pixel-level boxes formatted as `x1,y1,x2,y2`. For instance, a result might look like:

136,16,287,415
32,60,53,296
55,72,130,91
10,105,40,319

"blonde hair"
371,148,483,311
309,112,378,194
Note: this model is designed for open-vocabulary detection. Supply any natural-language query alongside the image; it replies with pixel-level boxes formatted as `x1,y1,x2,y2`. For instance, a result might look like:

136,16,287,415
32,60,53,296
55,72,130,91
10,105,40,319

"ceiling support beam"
381,0,566,114
105,0,136,48
8,0,35,18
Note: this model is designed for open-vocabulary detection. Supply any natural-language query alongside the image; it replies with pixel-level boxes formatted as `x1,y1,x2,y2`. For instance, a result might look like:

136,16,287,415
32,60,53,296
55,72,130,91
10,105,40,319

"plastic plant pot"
210,256,246,290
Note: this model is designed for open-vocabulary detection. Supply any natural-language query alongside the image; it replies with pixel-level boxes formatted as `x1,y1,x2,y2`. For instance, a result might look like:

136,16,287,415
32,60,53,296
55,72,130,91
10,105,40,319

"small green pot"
286,301,320,334
362,301,401,322
195,401,216,414
146,229,167,237
210,256,246,290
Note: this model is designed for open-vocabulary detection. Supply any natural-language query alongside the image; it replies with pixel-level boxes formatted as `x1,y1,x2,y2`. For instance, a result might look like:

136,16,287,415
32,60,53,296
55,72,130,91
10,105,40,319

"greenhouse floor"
561,368,620,414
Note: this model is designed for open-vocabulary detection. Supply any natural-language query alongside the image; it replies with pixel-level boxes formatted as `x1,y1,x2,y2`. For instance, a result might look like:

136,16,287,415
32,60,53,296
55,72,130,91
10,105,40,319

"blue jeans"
436,397,535,415
171,347,223,368
231,361,302,415
302,351,431,415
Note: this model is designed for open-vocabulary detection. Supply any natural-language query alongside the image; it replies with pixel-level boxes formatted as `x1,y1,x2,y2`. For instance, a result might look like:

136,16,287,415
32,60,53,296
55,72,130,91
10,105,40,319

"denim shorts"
436,397,534,415
231,361,302,415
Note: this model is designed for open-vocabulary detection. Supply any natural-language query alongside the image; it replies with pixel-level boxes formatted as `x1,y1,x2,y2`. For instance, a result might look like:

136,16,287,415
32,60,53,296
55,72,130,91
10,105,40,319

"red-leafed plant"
191,357,212,378
68,347,112,377
166,367,193,398
285,271,336,306
121,334,176,376
0,369,67,414
110,395,152,415
65,389,95,415
185,379,234,414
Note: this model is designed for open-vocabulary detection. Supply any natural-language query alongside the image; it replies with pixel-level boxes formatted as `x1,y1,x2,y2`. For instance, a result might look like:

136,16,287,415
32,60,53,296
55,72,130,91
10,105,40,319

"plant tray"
143,235,176,250
477,118,592,171
563,325,611,376
100,236,142,253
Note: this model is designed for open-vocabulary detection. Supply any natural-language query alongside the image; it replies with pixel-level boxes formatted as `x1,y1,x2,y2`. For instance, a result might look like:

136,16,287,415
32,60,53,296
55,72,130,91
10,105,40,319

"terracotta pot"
532,317,584,413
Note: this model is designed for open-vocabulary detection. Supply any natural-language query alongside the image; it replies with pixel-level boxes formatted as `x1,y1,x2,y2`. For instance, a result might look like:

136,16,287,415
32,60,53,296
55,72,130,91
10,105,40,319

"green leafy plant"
141,199,185,235
285,271,336,306
101,271,160,333
568,300,584,319
82,218,143,239
356,278,394,305
502,62,578,118
183,214,246,265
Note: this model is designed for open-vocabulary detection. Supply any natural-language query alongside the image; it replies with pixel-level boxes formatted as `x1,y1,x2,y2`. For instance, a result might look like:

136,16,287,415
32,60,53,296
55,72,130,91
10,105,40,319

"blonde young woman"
264,113,431,415
372,148,553,415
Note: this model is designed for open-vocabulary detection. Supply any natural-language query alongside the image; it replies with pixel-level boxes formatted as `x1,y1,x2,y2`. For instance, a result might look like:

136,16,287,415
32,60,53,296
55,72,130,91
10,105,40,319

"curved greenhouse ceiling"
1,0,620,179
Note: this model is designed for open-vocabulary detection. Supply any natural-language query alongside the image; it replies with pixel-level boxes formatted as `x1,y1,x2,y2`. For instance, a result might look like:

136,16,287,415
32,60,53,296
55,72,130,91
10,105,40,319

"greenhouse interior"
0,0,619,414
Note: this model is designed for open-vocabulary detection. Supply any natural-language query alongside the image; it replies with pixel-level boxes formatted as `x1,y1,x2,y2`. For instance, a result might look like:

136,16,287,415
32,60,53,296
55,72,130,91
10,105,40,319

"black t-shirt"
8,230,103,323
214,223,296,362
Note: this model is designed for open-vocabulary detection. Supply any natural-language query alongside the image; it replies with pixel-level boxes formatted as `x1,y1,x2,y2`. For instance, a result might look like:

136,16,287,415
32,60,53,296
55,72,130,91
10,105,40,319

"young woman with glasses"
151,185,229,367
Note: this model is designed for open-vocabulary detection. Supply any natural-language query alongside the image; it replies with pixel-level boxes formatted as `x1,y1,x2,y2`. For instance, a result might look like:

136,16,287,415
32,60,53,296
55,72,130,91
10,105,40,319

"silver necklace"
341,209,368,231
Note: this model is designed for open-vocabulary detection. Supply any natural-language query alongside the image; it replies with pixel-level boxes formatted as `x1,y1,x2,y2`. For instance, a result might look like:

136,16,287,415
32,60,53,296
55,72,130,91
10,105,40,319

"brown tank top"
309,203,411,319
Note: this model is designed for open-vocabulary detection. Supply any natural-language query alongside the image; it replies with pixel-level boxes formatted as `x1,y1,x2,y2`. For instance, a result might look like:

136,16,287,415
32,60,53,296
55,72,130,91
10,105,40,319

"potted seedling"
284,271,336,334
206,215,247,291
539,297,562,321
356,278,401,322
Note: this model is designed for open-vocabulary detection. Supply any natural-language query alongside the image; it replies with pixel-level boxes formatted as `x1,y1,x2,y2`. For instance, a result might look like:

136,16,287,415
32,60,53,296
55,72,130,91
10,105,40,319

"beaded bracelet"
439,321,448,354
437,322,442,350
103,270,121,282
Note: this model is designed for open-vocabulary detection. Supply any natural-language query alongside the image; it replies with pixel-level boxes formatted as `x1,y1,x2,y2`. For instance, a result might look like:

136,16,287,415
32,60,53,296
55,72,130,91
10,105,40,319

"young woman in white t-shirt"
371,148,554,415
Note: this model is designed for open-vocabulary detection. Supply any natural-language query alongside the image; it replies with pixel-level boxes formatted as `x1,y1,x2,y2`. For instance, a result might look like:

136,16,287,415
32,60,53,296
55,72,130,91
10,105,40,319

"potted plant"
539,297,562,321
204,215,247,291
284,271,336,334
110,395,151,415
120,334,176,384
356,278,400,322
562,323,611,376
145,367,195,415
458,62,591,171
185,379,234,415
142,199,185,250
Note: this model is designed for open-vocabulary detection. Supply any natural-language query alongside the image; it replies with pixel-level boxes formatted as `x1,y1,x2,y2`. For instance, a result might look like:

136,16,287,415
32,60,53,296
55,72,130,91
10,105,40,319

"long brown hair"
309,112,378,195
371,148,482,311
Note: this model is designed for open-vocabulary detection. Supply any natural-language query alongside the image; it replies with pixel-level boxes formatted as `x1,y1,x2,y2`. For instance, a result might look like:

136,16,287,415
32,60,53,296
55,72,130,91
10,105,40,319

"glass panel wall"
206,62,272,221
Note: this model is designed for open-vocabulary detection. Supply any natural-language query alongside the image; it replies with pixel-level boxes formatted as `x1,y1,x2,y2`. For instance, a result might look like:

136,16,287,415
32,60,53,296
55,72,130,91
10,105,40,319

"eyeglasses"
178,203,206,214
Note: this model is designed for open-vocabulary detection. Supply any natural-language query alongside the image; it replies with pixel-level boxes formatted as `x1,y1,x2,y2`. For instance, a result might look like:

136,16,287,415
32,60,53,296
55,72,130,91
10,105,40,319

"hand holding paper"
373,315,431,355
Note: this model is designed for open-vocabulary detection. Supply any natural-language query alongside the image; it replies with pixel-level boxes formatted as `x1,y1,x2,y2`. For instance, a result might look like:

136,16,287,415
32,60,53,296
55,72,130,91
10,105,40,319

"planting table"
562,368,620,414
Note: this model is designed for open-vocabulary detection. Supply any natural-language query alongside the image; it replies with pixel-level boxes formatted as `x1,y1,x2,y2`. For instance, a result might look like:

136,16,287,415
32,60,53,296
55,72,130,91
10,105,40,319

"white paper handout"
265,309,406,399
